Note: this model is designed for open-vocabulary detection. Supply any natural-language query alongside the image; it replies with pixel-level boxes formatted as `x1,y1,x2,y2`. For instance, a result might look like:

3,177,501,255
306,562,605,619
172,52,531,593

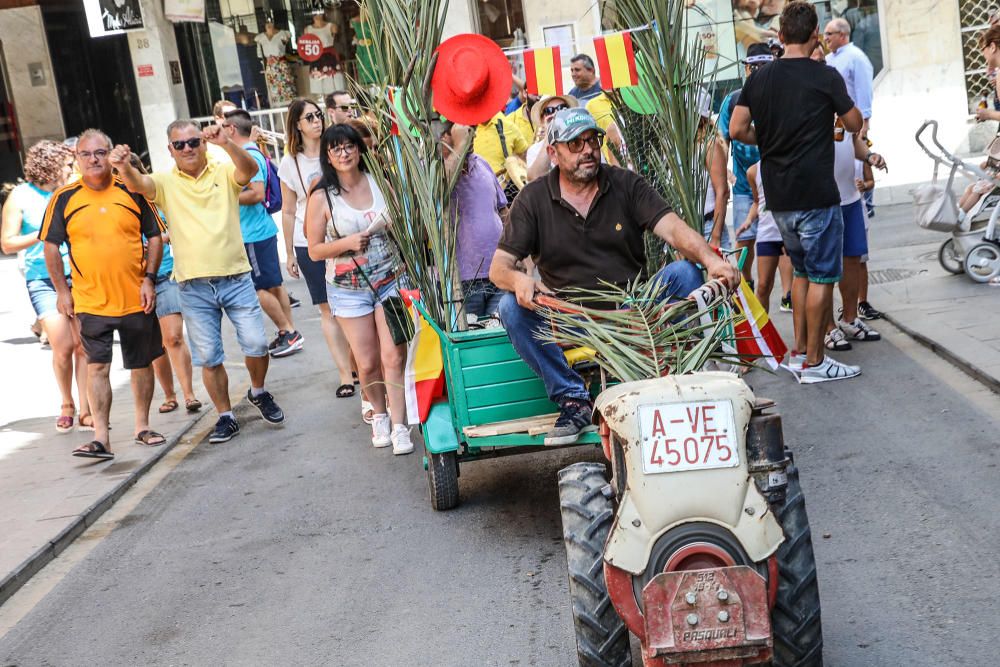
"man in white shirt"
824,18,873,135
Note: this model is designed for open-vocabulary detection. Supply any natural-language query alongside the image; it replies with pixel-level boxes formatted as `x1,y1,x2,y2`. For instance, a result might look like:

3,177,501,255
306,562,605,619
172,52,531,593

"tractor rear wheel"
770,456,823,667
427,451,459,511
557,462,632,667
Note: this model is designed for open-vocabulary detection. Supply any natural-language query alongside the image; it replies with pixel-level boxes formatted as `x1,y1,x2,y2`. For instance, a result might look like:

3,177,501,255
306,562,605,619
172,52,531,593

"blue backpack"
246,146,283,215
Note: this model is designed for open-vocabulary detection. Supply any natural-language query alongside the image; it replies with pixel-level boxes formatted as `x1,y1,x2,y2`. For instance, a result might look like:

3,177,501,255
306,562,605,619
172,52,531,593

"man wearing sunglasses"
489,108,740,445
111,119,285,444
324,90,358,125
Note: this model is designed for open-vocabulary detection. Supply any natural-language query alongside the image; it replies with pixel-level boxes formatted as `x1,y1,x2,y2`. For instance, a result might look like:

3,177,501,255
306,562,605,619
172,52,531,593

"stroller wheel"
939,239,965,275
965,241,1000,283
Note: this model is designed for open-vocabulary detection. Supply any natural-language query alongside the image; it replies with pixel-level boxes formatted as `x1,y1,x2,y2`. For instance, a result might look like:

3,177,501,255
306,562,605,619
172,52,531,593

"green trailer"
415,302,602,511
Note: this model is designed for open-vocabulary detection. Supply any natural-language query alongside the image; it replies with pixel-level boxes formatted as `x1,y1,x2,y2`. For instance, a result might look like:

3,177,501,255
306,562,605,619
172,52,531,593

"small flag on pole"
593,31,640,90
732,281,788,370
523,46,563,96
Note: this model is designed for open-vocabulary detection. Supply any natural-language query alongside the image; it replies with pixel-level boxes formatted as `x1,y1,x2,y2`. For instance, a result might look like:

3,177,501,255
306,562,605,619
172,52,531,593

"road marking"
0,408,221,637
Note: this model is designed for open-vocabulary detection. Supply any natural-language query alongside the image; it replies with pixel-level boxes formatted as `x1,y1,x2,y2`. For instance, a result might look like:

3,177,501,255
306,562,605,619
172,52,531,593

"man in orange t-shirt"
41,129,165,461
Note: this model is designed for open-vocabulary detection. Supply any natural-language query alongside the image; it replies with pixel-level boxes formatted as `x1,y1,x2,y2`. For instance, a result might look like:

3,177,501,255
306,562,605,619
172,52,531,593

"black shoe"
209,415,240,443
289,294,301,308
247,390,285,425
857,300,883,320
544,398,594,446
268,332,282,351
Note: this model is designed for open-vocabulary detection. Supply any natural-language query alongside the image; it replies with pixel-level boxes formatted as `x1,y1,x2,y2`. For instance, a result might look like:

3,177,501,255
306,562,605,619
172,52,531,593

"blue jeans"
462,278,505,319
772,206,844,284
733,193,757,242
498,261,704,404
178,272,269,367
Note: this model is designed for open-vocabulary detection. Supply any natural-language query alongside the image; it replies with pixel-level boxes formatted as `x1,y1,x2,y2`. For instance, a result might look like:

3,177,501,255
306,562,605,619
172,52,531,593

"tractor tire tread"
427,451,459,511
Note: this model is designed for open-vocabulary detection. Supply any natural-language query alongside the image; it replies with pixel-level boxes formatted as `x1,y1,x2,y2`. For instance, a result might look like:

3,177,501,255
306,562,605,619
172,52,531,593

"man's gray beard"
565,161,599,185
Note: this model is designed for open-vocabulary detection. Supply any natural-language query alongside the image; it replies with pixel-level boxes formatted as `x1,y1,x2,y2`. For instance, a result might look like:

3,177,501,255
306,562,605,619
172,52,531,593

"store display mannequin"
304,10,339,95
256,21,295,106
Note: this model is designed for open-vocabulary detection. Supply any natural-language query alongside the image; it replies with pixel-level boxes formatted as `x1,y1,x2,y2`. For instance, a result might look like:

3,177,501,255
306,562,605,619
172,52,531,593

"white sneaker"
371,413,391,447
786,352,807,372
361,400,374,425
799,356,861,384
824,327,852,351
391,424,414,455
838,317,881,341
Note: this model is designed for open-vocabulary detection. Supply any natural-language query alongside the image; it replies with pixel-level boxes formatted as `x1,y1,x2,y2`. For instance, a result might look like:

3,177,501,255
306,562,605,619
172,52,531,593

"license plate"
639,400,740,474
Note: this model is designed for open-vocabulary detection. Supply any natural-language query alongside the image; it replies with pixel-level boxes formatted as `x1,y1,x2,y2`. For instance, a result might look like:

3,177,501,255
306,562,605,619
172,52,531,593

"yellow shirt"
151,159,250,282
586,94,617,162
474,112,530,175
505,107,535,147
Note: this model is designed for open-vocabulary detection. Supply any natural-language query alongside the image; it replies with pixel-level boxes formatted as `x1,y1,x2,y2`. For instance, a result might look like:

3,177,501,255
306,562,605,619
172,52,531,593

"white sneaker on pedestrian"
838,317,881,341
371,413,391,447
391,424,414,455
786,352,807,372
799,356,861,384
361,400,374,425
824,327,852,351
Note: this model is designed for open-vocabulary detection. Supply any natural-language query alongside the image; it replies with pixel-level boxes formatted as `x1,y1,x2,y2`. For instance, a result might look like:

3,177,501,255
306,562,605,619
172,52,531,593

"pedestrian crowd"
3,0,982,455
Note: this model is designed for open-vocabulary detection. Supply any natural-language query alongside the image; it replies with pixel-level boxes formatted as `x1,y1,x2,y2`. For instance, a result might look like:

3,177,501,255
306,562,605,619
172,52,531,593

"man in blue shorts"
729,1,864,383
222,109,303,358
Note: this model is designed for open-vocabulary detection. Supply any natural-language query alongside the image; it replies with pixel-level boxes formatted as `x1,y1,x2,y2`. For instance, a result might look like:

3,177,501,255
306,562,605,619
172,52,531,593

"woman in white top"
276,99,357,400
304,124,412,455
737,161,792,314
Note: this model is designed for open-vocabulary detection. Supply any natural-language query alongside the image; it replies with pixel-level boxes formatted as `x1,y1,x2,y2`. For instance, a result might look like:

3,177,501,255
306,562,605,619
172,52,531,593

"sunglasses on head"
563,133,603,154
543,104,569,117
170,138,202,150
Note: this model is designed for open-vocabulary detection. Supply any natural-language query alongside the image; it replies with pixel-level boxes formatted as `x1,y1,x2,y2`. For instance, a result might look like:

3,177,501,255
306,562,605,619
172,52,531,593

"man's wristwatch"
865,151,878,164
144,272,157,282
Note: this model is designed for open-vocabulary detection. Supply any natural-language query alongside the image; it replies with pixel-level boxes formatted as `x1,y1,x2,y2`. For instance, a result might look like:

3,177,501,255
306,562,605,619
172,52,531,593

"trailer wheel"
771,457,824,667
427,451,459,511
938,239,964,275
557,462,632,667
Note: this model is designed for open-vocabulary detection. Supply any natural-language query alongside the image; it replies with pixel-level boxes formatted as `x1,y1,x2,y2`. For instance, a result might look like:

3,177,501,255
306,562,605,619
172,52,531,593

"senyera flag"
731,281,787,370
523,46,563,96
593,31,639,90
400,290,446,425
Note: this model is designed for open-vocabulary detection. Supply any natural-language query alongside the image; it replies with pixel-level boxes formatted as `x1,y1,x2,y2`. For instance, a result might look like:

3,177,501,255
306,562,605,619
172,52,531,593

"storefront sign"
165,0,206,23
137,64,154,77
82,0,145,38
297,33,324,63
169,61,183,85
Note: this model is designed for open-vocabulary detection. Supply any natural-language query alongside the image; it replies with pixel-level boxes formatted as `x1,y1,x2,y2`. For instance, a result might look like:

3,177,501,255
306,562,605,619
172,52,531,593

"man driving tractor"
489,108,741,446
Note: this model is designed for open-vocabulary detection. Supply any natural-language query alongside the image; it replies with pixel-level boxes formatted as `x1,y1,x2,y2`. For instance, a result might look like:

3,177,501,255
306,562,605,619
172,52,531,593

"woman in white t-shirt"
304,123,411,455
277,99,357,399
738,161,792,314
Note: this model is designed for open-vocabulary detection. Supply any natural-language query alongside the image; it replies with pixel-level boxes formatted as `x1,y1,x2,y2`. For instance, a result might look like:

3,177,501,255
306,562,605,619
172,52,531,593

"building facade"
0,0,986,196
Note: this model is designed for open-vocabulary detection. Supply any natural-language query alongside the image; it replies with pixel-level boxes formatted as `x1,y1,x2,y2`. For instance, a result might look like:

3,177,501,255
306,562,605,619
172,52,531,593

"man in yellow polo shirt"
42,129,165,461
473,111,529,201
111,120,285,444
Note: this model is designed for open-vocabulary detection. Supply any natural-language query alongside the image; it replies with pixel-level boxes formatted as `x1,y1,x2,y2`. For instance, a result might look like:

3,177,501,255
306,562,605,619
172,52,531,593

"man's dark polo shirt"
498,164,671,292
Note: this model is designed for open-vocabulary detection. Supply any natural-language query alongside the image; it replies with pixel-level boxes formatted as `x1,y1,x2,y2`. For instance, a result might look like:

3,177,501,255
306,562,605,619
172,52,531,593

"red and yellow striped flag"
593,32,639,90
523,46,563,96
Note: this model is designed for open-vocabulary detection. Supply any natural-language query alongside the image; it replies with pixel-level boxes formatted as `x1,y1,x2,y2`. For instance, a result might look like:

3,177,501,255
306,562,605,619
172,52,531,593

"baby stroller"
913,119,1000,283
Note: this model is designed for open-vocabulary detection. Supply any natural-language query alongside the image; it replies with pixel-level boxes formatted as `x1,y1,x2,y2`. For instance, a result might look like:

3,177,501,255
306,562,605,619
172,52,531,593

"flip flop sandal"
336,383,356,398
185,398,203,413
56,404,75,434
159,399,179,414
352,371,359,385
134,430,167,446
78,413,95,432
73,440,114,460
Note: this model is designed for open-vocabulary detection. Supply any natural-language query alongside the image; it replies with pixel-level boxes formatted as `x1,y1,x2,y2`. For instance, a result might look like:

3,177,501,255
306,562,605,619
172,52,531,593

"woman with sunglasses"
304,124,412,455
526,94,578,182
277,99,358,402
2,140,91,434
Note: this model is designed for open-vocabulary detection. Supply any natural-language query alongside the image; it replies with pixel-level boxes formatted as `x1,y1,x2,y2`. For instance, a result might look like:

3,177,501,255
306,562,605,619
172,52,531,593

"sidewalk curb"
883,312,1000,394
0,410,209,608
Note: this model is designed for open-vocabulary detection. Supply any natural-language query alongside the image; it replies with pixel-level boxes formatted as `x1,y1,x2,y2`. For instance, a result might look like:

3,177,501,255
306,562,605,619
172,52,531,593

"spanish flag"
593,31,639,90
402,291,446,425
523,46,563,96
731,281,788,370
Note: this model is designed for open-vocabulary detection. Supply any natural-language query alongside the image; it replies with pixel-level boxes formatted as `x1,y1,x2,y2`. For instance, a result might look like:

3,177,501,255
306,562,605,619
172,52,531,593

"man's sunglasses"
543,104,569,117
170,138,202,150
333,105,356,112
564,133,603,153
302,111,324,123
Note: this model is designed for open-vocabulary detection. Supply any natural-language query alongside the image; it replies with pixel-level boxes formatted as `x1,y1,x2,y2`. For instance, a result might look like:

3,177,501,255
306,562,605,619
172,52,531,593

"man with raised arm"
111,120,285,443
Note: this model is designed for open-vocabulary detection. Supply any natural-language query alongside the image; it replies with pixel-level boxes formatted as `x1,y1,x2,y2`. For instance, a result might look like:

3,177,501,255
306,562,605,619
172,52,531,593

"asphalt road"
1,310,999,666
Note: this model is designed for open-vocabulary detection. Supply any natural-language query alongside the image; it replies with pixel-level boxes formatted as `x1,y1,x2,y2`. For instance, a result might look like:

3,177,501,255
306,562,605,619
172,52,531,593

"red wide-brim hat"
431,33,513,126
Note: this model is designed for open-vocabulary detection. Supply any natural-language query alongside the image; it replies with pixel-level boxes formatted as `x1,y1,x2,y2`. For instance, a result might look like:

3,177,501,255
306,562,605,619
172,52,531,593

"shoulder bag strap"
321,185,379,297
496,118,510,158
293,154,307,195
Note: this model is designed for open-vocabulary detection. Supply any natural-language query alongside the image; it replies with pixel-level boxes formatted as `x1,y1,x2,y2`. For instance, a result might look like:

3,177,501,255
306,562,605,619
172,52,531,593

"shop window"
960,0,996,113
542,24,575,67
477,0,526,46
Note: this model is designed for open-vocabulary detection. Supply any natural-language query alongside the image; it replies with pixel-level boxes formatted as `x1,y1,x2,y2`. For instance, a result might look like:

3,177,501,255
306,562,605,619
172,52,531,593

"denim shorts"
841,199,868,258
155,276,182,317
733,193,758,242
246,235,283,291
26,278,61,319
327,280,399,318
756,240,785,257
772,205,844,284
294,245,328,306
703,212,732,249
177,272,269,367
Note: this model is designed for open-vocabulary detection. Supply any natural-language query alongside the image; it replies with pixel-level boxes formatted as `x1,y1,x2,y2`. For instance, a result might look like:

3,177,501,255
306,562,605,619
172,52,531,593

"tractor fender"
422,401,461,455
